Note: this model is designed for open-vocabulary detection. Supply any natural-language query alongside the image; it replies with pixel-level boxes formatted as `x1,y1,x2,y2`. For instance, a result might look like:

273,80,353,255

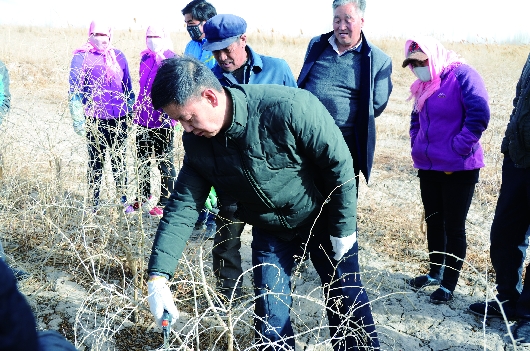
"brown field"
1,24,530,350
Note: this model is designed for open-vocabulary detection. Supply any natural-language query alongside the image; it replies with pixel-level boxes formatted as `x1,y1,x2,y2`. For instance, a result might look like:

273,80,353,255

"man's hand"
147,276,179,326
330,232,357,261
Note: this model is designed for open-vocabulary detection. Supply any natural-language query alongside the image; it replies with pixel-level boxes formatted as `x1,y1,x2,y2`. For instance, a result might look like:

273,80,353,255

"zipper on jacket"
227,137,291,229
424,100,433,170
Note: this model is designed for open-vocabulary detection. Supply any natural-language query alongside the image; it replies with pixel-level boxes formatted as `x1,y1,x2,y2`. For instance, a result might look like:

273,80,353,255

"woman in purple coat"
402,37,490,304
69,20,135,212
132,26,177,217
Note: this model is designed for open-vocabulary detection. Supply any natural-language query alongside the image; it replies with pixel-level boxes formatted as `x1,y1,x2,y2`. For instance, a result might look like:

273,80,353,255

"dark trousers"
86,116,128,206
490,155,530,318
213,197,245,298
135,126,176,206
252,228,379,350
342,132,360,195
420,175,476,292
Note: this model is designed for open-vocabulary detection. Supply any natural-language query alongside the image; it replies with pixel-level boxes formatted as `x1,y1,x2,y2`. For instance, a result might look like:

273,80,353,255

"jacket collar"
219,86,248,140
212,45,263,83
298,31,371,87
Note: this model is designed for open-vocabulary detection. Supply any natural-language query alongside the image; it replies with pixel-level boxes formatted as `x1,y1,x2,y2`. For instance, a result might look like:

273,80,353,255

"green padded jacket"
148,84,357,277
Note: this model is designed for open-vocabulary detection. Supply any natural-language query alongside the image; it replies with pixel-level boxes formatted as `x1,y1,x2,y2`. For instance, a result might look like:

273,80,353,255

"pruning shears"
161,309,172,349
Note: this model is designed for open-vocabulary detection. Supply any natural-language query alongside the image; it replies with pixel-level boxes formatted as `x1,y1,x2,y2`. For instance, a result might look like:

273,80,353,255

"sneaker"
513,319,530,346
120,196,135,214
468,300,515,319
194,220,206,231
204,222,217,240
430,287,453,304
149,206,164,217
132,199,141,211
408,274,440,290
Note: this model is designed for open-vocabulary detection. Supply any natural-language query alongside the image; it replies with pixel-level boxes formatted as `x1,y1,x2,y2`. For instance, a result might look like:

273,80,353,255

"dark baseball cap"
203,14,247,51
402,41,428,67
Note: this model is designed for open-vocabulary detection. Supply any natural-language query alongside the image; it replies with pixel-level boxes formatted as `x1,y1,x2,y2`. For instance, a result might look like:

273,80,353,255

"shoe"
120,196,135,214
430,287,453,304
194,220,206,231
513,319,530,346
468,300,515,319
132,199,141,211
408,274,440,290
204,222,217,240
123,204,134,214
149,206,164,217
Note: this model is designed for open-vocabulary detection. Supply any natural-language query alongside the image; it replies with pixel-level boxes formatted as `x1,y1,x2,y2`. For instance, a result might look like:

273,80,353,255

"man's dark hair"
181,0,217,22
151,57,223,110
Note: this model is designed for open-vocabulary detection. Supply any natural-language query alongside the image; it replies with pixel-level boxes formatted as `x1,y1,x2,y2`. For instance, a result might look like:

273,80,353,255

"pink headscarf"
140,26,174,65
73,20,123,83
405,36,464,112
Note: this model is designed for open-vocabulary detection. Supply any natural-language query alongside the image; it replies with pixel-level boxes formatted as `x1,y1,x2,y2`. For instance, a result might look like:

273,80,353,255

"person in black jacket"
468,54,530,345
0,260,77,351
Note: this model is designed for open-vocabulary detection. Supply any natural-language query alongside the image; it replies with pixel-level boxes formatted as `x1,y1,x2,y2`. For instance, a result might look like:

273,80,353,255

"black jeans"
490,155,530,318
135,126,176,206
419,170,477,292
86,116,128,206
213,194,245,298
252,227,379,350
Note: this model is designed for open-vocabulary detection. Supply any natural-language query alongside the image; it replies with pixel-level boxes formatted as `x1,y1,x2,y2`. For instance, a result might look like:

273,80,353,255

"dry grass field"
1,24,530,350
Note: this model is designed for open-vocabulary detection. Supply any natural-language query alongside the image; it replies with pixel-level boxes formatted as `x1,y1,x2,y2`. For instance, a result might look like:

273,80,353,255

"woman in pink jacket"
132,26,177,217
69,20,135,212
403,37,490,304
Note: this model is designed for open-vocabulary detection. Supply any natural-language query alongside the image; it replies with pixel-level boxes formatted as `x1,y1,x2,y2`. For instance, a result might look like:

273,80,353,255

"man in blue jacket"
298,0,393,187
202,14,298,302
181,0,217,69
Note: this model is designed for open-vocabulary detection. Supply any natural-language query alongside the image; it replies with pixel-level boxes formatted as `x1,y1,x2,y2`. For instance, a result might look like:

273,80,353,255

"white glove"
330,232,357,261
147,276,179,326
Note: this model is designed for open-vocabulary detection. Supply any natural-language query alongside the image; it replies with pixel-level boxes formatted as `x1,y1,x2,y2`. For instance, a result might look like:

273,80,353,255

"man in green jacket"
146,57,379,350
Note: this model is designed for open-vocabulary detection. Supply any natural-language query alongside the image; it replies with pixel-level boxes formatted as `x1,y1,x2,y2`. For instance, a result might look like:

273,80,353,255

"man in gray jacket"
468,54,530,345
298,0,392,187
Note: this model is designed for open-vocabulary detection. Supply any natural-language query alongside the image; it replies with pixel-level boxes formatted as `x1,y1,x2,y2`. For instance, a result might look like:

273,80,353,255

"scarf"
73,20,123,84
140,25,174,65
405,36,464,112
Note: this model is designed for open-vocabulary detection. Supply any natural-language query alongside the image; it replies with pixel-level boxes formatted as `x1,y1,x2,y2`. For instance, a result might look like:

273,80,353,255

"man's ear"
240,34,247,46
202,89,219,107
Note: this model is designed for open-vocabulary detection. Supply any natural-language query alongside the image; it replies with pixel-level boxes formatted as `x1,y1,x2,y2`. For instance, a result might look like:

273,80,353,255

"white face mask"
413,66,431,82
89,34,109,51
147,38,164,53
